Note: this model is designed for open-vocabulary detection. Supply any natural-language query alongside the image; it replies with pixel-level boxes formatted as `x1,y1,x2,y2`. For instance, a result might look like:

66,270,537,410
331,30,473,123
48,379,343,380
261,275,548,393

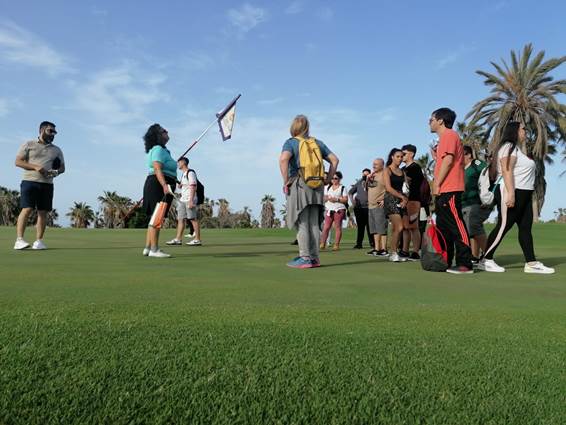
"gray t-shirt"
16,140,65,184
348,178,369,208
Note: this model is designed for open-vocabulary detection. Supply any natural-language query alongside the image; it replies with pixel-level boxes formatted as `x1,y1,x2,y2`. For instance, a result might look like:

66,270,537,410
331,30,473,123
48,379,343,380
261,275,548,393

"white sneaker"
32,240,47,250
524,262,555,274
186,239,202,246
478,259,505,273
389,253,407,262
142,247,150,256
14,238,30,250
148,249,171,258
165,239,182,245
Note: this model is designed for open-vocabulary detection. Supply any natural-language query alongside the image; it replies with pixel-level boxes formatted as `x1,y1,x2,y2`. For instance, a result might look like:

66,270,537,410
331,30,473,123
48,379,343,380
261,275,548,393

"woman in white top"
480,121,554,274
320,171,348,251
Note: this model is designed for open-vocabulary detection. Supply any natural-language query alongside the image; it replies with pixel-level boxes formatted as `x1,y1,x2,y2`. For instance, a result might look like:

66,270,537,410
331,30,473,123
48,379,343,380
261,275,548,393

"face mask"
362,175,367,181
44,134,55,143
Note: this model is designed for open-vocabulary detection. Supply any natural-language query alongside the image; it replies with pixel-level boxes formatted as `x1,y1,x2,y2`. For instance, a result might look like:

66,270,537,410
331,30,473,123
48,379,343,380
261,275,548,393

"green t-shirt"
462,159,486,207
147,145,177,178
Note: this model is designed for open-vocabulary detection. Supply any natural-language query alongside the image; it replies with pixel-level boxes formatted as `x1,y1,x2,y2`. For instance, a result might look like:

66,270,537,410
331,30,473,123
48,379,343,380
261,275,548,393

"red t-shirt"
433,128,465,193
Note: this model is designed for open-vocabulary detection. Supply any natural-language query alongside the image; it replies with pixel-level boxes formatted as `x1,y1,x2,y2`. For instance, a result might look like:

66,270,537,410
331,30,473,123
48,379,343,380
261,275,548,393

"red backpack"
421,218,448,272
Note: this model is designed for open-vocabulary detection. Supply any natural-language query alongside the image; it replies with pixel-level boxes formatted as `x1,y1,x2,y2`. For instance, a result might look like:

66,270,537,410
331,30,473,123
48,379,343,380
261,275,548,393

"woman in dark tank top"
383,148,409,262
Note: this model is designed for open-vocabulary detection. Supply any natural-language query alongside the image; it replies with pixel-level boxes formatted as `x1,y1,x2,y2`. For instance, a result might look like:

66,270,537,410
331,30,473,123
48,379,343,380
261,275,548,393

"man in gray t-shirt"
14,121,65,250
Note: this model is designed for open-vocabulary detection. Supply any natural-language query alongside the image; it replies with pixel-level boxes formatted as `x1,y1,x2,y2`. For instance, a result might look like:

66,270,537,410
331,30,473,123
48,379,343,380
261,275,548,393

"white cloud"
227,4,267,36
285,1,303,14
257,97,284,106
72,64,170,145
0,98,9,117
436,45,476,70
316,7,334,21
215,86,237,95
180,51,214,70
0,21,75,75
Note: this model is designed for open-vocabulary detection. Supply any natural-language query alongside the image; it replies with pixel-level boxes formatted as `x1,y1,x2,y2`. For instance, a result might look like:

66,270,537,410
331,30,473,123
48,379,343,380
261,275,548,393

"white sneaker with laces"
389,253,406,262
524,262,555,274
32,240,47,250
165,239,182,245
148,249,171,258
142,247,150,256
186,239,202,246
14,238,31,250
477,259,505,272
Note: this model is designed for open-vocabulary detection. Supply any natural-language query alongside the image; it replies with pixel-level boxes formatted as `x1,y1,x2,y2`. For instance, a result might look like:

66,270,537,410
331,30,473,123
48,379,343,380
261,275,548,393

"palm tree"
456,121,489,159
466,44,566,218
66,202,95,228
279,207,287,228
216,198,231,228
97,191,133,228
260,195,276,228
415,153,434,180
0,186,20,225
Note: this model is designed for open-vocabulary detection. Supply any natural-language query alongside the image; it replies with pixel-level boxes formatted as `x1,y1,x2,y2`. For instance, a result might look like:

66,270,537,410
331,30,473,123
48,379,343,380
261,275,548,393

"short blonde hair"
290,115,310,138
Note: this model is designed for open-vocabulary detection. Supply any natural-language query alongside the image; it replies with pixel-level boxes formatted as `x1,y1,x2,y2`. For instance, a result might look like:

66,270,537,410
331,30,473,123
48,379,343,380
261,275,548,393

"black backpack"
186,170,205,205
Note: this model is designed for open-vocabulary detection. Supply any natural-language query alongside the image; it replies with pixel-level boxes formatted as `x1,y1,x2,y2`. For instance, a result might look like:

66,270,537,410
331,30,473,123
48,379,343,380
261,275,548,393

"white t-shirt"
324,185,347,212
179,170,198,204
497,142,535,190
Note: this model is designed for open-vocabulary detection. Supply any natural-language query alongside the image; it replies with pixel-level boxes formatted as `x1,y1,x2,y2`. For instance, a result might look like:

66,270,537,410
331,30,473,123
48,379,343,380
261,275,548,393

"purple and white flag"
216,94,241,141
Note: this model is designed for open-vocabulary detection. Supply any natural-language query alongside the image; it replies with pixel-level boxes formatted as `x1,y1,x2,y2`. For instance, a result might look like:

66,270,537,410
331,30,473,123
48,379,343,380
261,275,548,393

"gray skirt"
286,176,325,230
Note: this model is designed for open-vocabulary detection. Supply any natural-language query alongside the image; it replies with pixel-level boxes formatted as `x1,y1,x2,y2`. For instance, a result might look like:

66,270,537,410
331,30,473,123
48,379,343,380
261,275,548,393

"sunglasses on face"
45,129,57,135
332,177,339,180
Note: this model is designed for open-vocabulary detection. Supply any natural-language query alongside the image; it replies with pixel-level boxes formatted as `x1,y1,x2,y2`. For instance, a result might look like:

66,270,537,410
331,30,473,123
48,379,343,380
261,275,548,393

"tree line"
0,187,281,229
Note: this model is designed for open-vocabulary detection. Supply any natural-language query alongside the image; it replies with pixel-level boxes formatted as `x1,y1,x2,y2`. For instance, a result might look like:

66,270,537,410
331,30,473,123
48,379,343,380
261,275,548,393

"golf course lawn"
0,225,565,424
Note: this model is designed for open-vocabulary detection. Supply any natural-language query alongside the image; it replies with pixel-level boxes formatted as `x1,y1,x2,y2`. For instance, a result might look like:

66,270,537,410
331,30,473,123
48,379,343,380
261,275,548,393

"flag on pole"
216,94,241,141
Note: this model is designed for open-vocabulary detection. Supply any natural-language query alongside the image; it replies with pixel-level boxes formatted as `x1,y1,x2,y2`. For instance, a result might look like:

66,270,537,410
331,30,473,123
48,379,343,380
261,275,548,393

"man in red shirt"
430,107,473,274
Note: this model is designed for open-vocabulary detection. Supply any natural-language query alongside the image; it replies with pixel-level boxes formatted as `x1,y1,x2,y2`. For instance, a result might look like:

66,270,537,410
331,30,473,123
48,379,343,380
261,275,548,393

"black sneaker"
377,250,390,257
408,252,420,261
471,256,480,264
398,250,410,259
366,249,378,256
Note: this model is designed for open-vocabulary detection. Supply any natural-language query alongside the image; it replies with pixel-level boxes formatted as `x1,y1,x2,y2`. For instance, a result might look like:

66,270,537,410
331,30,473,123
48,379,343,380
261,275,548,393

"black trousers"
353,207,373,247
435,192,472,268
485,187,535,262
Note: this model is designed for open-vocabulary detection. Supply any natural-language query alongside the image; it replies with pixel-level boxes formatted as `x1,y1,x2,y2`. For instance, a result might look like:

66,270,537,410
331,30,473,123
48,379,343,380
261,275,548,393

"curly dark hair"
144,123,167,153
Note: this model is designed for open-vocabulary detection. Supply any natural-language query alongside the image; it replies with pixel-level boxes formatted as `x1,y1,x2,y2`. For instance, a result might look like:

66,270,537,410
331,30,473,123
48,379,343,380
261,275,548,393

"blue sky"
1,0,565,224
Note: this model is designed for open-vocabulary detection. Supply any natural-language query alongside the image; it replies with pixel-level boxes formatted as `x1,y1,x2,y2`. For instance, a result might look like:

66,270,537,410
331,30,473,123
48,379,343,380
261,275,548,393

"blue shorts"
20,181,54,211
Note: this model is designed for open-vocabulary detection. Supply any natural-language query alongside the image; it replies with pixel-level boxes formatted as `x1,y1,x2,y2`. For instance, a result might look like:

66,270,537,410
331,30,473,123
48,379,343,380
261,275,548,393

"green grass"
0,225,565,424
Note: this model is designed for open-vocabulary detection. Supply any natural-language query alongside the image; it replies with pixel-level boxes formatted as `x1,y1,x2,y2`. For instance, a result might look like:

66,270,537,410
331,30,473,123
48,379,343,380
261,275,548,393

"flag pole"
177,117,218,160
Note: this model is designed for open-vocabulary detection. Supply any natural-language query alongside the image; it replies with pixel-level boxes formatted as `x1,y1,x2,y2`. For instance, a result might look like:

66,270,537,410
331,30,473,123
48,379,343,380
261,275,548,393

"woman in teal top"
142,123,177,258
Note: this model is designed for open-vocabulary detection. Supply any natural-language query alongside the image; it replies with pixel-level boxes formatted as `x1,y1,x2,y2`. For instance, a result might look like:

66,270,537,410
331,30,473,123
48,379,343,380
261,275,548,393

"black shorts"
142,174,176,217
20,181,54,211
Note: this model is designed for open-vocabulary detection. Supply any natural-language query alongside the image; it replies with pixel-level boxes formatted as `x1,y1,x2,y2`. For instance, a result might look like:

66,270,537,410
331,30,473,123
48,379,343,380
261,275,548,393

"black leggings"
484,186,535,262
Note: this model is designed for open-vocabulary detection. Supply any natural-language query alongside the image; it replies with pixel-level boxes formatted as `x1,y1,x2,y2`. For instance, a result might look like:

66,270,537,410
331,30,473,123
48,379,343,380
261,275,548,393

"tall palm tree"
216,198,231,228
456,121,489,159
66,202,95,228
97,191,133,228
260,194,276,228
466,43,566,218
